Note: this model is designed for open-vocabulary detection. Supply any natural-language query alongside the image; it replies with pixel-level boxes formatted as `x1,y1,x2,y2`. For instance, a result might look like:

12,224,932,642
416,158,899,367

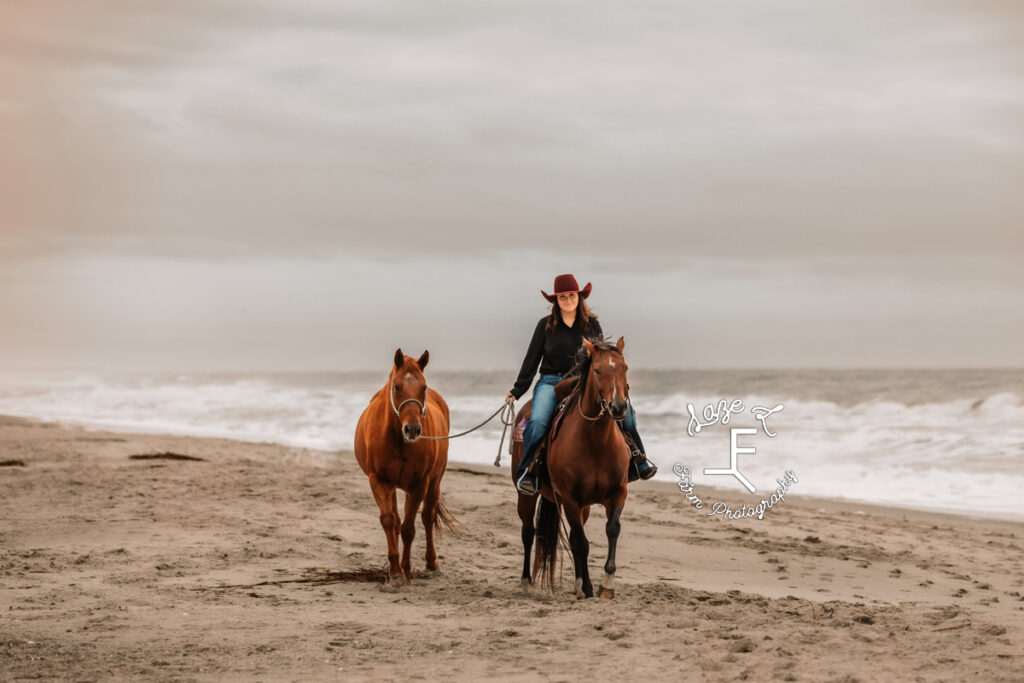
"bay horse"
511,337,632,599
354,348,457,589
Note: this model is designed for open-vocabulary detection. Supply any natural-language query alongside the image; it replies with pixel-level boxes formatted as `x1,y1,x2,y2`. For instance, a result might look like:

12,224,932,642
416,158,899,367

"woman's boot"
624,433,658,482
514,442,541,495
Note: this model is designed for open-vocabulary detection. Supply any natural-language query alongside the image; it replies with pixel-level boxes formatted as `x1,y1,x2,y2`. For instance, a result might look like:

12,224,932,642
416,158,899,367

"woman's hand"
505,391,515,402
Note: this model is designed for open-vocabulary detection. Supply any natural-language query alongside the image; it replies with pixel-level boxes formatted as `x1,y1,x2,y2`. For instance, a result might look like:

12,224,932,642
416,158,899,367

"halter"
389,379,427,418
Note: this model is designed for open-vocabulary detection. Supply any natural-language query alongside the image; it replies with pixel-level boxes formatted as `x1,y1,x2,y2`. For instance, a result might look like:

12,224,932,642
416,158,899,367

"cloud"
1,0,1021,369
3,0,1023,259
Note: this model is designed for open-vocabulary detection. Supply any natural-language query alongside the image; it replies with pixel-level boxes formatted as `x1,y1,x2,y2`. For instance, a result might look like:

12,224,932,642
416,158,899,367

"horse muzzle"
608,399,628,421
402,422,422,443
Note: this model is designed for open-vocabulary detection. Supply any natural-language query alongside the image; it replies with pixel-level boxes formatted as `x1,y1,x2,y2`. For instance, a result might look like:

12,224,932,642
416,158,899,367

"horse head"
581,337,629,421
390,348,430,443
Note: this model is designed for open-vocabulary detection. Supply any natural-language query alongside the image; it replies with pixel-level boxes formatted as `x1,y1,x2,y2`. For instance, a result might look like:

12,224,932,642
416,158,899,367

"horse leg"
517,492,538,591
400,482,427,581
598,488,627,599
420,479,441,571
369,476,405,588
562,500,593,599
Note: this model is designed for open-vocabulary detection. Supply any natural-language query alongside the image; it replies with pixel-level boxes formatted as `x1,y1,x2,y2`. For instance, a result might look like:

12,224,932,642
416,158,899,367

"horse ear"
417,350,429,370
616,336,625,354
394,348,404,369
582,338,594,355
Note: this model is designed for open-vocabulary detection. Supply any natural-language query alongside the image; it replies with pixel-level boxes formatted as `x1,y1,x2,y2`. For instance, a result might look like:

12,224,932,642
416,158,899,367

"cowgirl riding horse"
506,274,658,495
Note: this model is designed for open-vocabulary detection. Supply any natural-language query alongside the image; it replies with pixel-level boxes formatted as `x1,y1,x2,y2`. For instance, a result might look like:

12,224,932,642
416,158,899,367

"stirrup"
627,443,657,477
638,461,658,480
515,470,538,496
632,450,658,480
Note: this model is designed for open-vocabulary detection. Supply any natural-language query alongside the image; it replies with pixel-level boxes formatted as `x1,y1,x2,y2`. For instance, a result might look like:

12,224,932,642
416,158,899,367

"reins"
575,354,627,422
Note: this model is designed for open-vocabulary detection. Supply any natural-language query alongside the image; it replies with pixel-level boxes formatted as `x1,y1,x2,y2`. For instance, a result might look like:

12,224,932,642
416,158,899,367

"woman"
506,273,658,495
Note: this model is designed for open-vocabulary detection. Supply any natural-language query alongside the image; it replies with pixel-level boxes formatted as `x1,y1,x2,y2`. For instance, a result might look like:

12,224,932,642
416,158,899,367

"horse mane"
565,337,618,379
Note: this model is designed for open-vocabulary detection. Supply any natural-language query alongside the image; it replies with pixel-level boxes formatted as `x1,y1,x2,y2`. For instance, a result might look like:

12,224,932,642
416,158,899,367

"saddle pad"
512,418,527,443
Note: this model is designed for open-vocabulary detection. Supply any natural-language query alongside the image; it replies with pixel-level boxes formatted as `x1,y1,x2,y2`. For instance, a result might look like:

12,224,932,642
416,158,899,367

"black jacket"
509,315,604,399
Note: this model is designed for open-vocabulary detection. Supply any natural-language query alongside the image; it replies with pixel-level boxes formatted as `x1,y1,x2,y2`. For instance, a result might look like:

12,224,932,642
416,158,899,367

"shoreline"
3,414,1023,680
2,411,1020,524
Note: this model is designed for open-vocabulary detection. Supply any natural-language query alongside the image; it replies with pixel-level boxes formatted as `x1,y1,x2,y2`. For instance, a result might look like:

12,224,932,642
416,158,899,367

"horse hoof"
574,578,586,599
598,585,615,599
520,577,532,593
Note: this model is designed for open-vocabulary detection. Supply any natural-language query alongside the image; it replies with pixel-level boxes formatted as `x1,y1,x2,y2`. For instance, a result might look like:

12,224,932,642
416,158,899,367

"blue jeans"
515,373,645,479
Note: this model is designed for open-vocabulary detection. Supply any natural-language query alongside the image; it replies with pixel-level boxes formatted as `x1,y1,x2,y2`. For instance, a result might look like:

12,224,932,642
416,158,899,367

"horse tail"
432,493,460,537
532,497,565,590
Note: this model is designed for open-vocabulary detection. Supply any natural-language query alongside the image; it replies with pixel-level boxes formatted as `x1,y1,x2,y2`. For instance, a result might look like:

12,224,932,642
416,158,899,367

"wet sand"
2,415,1022,681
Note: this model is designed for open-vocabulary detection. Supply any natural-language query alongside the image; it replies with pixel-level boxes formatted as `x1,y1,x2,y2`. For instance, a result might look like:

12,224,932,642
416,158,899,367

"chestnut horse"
511,337,632,599
354,348,457,589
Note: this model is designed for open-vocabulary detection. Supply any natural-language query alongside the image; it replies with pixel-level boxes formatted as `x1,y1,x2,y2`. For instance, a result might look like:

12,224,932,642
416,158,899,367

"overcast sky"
1,0,1022,371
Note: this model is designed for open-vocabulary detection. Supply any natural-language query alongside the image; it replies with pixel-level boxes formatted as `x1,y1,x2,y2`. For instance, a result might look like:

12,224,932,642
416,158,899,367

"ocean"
1,368,1021,520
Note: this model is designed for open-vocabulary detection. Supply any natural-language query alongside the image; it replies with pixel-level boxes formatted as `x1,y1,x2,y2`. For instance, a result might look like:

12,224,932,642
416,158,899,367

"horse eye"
393,385,400,392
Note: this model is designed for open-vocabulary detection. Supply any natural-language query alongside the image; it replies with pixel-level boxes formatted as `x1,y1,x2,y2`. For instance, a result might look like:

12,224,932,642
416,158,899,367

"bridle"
389,379,427,418
577,352,629,422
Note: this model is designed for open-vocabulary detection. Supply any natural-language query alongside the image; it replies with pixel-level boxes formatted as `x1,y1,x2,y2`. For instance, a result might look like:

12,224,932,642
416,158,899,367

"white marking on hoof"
574,578,585,598
602,572,615,590
520,578,532,593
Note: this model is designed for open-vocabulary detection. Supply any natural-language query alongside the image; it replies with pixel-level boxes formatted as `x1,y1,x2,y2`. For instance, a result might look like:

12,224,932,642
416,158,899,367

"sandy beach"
2,414,1022,681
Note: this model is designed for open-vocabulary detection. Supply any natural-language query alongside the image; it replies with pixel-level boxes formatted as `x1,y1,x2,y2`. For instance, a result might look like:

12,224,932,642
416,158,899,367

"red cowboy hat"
541,273,592,303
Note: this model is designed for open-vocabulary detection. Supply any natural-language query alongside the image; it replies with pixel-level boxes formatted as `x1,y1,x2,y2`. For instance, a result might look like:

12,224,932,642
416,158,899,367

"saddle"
510,375,580,453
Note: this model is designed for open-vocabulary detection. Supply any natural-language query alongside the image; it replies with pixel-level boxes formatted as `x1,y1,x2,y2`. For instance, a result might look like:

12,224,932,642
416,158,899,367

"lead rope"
493,398,517,466
416,398,517,468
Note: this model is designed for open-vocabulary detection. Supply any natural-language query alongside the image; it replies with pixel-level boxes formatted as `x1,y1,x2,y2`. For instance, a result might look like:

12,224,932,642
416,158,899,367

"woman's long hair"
545,295,598,335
